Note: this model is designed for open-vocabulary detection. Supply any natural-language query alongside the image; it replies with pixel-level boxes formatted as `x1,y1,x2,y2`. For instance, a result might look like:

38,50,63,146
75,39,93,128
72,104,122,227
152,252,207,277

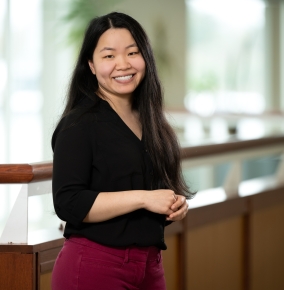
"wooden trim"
0,164,34,183
164,221,187,289
179,219,187,290
185,176,284,229
39,246,63,273
251,187,284,211
40,260,56,273
165,221,183,236
31,162,53,182
181,135,284,159
0,162,52,184
243,212,251,290
0,252,36,290
186,197,248,229
0,229,64,254
33,253,37,290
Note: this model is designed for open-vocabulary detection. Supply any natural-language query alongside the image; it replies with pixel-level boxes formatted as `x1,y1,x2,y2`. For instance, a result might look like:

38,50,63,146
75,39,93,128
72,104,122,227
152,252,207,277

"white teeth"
114,75,133,81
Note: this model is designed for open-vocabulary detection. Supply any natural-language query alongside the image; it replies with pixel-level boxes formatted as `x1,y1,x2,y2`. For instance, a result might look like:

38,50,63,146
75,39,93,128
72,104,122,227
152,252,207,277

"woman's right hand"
84,189,178,223
142,189,177,216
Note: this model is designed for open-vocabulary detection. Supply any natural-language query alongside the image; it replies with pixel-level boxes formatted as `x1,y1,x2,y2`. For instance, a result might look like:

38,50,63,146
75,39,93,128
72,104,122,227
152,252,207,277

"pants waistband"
68,235,161,262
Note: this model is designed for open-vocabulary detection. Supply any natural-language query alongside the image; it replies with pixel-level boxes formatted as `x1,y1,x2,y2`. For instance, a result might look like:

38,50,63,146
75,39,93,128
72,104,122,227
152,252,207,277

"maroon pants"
52,236,166,290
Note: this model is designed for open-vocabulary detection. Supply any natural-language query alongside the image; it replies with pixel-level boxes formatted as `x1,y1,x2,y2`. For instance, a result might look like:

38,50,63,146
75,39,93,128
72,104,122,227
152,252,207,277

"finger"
170,196,186,211
167,202,188,220
167,210,187,221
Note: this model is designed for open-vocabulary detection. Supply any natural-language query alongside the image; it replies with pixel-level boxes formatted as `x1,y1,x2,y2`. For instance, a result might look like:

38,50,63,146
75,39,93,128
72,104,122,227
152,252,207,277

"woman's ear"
88,61,96,75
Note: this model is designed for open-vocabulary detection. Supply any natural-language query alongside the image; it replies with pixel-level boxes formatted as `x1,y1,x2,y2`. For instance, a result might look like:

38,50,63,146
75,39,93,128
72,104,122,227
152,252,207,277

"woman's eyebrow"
100,47,115,52
99,43,137,52
126,43,137,49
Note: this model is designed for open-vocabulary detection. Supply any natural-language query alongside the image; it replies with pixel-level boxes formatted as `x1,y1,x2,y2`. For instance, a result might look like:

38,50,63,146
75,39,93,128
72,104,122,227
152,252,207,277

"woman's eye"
104,55,114,59
129,51,139,56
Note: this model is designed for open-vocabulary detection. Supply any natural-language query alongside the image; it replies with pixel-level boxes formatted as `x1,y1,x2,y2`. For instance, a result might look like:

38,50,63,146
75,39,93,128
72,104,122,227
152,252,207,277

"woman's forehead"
96,28,136,50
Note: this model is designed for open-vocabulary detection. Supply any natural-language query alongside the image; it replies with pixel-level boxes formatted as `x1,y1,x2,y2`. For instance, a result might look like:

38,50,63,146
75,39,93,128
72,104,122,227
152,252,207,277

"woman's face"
88,28,146,101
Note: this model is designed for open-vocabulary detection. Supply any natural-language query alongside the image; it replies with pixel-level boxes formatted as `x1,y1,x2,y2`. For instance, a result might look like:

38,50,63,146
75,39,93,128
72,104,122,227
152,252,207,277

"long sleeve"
52,119,100,228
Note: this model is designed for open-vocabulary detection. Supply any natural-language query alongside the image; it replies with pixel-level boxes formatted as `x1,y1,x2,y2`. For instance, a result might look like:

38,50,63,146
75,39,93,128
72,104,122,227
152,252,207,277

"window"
185,0,266,116
0,0,43,164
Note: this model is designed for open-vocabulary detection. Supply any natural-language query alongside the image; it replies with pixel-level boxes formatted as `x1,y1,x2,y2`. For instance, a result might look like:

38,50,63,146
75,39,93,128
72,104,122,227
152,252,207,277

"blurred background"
2,0,283,165
1,1,284,289
1,0,284,229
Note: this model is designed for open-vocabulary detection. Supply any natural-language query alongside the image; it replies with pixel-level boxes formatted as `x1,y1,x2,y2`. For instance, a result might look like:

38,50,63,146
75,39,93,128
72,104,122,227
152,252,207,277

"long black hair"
61,12,194,199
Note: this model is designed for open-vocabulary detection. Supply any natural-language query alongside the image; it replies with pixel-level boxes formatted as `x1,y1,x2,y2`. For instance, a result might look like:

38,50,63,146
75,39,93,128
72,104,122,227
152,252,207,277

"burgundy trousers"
51,236,166,290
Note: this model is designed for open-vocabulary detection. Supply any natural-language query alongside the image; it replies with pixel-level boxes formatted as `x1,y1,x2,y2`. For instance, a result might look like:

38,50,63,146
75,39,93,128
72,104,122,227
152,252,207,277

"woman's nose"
115,55,131,70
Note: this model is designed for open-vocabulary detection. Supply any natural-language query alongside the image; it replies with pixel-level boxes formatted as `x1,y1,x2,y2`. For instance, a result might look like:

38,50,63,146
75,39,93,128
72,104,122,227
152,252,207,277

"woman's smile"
113,74,134,81
88,28,145,100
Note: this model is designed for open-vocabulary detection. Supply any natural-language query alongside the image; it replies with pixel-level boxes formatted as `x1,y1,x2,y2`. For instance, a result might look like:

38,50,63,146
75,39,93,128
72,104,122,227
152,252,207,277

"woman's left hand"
166,195,189,221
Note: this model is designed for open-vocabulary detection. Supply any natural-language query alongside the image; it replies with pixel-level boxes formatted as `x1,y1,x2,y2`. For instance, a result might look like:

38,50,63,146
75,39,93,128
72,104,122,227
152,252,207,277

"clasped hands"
166,192,189,221
145,189,189,222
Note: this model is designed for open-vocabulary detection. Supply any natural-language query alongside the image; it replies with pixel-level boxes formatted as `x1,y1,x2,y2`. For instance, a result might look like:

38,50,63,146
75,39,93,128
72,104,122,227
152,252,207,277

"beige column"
114,0,187,110
281,1,284,111
265,0,282,111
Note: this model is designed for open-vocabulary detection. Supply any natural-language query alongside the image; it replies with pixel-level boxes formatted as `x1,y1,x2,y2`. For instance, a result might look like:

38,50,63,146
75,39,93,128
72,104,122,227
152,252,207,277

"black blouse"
52,97,168,250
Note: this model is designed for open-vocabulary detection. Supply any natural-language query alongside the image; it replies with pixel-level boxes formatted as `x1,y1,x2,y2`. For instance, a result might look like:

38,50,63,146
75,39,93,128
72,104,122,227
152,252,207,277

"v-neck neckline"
101,99,143,142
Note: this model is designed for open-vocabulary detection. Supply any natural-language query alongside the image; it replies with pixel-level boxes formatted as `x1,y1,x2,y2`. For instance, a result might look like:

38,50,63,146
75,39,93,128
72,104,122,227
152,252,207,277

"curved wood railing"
1,134,283,183
181,134,284,158
0,162,53,183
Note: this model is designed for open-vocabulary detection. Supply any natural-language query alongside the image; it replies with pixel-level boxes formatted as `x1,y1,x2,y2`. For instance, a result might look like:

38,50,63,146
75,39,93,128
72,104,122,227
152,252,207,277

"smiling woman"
51,12,194,290
88,28,146,102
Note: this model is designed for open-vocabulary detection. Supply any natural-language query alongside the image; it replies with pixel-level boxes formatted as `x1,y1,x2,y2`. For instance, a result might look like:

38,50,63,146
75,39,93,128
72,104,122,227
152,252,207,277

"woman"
51,12,194,290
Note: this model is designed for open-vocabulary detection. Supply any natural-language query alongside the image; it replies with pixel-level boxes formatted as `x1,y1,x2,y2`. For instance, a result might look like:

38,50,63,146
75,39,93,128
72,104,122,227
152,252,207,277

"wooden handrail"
181,135,284,159
0,134,283,184
0,162,53,183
